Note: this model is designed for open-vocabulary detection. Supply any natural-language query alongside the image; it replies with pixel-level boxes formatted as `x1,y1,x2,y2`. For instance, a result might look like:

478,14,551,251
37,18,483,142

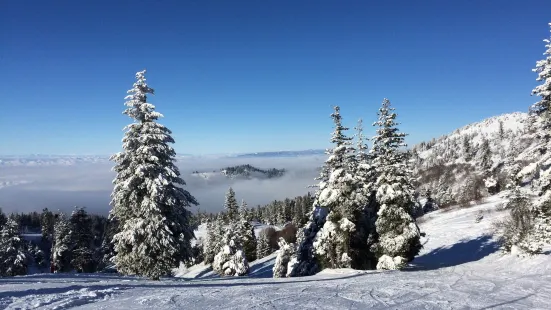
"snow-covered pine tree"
109,70,198,280
69,207,95,273
498,120,505,140
350,118,378,269
212,226,249,276
238,199,257,262
256,228,273,259
530,22,551,144
97,218,117,271
370,98,422,270
224,187,239,223
273,237,296,278
0,208,6,230
203,215,225,264
495,166,540,254
0,218,28,276
40,208,55,245
51,213,72,272
462,135,472,162
479,137,492,173
529,23,551,252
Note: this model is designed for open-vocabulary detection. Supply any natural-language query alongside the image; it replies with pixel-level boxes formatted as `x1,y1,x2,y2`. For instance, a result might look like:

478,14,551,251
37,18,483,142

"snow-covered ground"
1,195,550,309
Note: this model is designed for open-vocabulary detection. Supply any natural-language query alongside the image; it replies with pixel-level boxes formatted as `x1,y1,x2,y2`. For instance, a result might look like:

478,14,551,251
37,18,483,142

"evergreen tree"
479,137,492,172
51,213,72,272
462,136,472,161
256,229,273,259
41,208,55,244
224,187,239,222
203,216,225,264
237,199,257,262
109,70,198,280
370,98,421,270
530,22,551,143
498,120,505,140
69,207,95,273
0,219,28,276
98,218,117,271
273,237,296,278
212,226,249,276
0,208,7,231
496,167,541,254
352,118,378,269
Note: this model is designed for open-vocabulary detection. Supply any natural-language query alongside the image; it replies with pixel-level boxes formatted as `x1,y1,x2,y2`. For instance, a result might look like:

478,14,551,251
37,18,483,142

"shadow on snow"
406,234,500,271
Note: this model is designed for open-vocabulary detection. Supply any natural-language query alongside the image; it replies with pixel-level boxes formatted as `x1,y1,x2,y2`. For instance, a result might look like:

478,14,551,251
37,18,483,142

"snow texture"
1,195,551,309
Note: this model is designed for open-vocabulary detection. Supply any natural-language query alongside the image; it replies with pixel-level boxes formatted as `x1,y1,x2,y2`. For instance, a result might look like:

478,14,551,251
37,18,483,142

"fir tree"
496,168,540,254
273,237,296,278
462,136,472,161
203,216,225,264
224,187,239,222
238,199,257,262
0,219,28,277
530,22,551,143
498,120,505,140
213,226,249,276
109,70,198,280
98,218,117,271
528,24,551,251
479,137,492,172
40,208,55,244
291,106,371,275
370,98,422,270
0,208,6,230
256,229,273,259
51,213,72,273
69,207,95,273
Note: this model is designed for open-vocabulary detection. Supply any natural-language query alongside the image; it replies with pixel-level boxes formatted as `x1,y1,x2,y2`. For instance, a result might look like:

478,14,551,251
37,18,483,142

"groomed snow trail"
1,195,550,309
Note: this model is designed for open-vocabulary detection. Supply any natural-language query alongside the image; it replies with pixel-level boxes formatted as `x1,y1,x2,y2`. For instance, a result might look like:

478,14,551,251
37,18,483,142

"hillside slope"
1,194,550,309
411,112,537,206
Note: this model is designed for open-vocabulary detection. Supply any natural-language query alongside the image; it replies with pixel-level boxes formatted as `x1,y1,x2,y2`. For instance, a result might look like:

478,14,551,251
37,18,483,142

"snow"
1,195,551,309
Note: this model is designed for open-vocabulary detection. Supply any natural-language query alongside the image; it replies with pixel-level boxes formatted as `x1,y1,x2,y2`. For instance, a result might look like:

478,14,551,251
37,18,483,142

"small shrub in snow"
376,254,406,270
475,211,484,223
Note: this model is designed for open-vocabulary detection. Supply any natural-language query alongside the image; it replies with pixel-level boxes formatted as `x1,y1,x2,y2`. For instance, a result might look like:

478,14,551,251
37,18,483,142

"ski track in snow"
1,195,551,309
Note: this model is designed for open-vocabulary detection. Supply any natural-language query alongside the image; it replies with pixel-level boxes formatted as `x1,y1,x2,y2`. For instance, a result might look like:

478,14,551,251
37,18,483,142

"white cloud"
0,155,325,215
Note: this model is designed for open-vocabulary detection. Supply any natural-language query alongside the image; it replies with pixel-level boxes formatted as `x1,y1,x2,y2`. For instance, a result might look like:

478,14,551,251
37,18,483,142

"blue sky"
1,0,550,155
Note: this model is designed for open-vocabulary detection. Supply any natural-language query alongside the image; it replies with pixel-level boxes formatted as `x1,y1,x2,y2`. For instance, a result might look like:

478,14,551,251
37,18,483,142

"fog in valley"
0,155,324,215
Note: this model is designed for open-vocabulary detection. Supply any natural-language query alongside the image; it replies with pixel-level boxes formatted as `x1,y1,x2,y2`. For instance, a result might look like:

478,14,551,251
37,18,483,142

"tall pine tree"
370,98,421,270
530,23,551,251
110,70,198,280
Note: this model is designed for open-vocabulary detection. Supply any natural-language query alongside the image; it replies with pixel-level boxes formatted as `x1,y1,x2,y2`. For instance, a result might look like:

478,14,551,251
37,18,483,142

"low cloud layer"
0,155,324,216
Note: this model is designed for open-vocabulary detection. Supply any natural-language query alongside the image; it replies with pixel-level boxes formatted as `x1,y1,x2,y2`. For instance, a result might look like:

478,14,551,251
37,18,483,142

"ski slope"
1,195,550,309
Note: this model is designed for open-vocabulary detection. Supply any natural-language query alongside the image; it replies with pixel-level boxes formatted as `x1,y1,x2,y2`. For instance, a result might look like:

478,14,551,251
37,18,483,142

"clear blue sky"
1,0,550,155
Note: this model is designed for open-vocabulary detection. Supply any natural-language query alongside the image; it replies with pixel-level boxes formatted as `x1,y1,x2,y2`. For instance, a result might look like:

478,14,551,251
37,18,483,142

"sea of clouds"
0,155,325,215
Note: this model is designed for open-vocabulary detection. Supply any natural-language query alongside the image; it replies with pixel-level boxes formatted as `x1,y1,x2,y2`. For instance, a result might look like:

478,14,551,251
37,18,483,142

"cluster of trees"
0,207,110,277
272,100,422,278
495,22,551,255
196,193,315,227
